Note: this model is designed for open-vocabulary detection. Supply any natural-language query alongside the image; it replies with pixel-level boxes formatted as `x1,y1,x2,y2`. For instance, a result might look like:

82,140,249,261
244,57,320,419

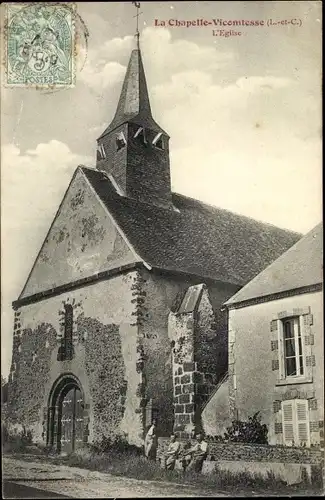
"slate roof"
82,166,301,286
225,222,323,305
98,48,167,139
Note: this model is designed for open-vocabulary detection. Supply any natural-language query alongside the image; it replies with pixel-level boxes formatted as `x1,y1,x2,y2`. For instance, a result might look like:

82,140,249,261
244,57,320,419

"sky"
1,1,322,377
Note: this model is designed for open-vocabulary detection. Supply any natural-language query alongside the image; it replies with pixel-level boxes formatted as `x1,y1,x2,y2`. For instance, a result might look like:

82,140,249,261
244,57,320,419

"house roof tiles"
225,222,322,305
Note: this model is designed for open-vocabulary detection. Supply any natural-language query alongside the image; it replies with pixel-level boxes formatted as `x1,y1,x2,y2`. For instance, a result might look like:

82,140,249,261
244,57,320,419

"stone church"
7,37,301,454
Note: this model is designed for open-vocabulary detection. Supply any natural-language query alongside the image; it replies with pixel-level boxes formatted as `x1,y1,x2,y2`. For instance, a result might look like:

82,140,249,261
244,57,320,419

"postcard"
1,1,323,497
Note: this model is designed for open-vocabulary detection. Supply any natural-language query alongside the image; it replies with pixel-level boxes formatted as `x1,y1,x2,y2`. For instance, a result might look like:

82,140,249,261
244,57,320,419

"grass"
2,424,34,454
6,444,322,496
2,425,323,496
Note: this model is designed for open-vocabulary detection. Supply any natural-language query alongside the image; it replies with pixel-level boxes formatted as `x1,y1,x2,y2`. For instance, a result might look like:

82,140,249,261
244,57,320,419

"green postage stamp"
5,3,76,87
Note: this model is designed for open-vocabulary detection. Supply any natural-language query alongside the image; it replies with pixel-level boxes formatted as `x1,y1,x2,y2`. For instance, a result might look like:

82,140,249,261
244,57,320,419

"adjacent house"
204,223,323,447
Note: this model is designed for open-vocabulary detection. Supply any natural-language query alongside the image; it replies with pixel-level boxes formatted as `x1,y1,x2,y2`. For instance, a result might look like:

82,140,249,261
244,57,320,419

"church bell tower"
96,20,172,209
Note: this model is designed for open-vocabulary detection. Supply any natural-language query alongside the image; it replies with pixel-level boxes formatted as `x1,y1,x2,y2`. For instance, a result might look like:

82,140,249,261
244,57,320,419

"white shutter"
152,132,162,145
282,400,295,446
117,131,126,144
97,143,106,159
134,127,144,139
100,144,106,158
296,400,310,447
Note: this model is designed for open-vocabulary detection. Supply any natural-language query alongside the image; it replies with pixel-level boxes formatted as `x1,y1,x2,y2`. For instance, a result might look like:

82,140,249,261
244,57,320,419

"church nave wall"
7,271,145,448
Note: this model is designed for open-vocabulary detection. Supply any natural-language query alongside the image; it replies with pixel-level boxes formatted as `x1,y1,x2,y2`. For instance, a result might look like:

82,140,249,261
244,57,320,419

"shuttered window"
281,399,310,447
273,309,313,384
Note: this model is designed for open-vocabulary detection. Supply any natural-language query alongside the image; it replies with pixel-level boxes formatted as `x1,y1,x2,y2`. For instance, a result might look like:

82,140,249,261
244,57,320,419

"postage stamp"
5,2,76,88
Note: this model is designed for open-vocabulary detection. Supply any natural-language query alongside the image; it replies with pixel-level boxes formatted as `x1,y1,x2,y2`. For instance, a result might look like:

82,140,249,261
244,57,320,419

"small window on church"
134,127,147,144
58,304,74,361
116,131,127,151
152,132,164,150
145,399,153,429
64,304,73,360
97,143,106,160
145,399,159,429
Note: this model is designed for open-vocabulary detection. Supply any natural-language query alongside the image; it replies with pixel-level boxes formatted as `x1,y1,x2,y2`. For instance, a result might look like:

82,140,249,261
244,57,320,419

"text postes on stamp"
5,3,76,88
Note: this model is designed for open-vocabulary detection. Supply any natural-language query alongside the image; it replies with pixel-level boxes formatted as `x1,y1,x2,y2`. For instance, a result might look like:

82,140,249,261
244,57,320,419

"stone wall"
138,269,198,436
168,284,232,438
207,442,324,465
157,437,324,465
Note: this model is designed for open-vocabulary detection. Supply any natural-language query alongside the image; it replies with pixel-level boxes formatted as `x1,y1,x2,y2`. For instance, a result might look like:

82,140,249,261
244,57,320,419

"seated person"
184,433,209,473
164,433,181,470
179,440,193,471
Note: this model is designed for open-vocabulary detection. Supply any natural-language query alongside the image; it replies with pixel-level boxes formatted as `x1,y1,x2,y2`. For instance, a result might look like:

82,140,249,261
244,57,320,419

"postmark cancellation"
4,2,76,88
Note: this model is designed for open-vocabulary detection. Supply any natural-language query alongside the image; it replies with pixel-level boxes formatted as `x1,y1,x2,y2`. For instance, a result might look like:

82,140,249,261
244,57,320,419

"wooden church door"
74,388,84,450
60,386,84,453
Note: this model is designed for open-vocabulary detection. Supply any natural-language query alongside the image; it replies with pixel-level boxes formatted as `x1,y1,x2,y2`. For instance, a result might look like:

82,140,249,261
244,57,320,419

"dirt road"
3,456,231,498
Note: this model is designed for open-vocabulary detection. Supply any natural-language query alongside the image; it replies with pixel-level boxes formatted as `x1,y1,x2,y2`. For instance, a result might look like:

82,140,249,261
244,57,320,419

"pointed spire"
95,3,172,209
98,33,166,139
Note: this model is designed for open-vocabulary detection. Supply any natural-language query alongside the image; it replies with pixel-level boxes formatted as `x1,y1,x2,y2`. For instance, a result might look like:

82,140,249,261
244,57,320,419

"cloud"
151,71,296,144
79,61,126,91
91,35,135,62
72,25,321,236
170,139,322,233
235,76,293,91
1,141,92,376
78,27,234,91
141,28,233,80
78,34,134,90
150,70,321,233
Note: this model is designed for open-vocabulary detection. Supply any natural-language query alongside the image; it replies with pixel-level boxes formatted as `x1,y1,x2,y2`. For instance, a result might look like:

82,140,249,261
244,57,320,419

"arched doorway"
47,375,86,454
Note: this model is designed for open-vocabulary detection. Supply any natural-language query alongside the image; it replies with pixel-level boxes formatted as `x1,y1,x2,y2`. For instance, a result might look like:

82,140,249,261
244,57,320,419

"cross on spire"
132,1,142,47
